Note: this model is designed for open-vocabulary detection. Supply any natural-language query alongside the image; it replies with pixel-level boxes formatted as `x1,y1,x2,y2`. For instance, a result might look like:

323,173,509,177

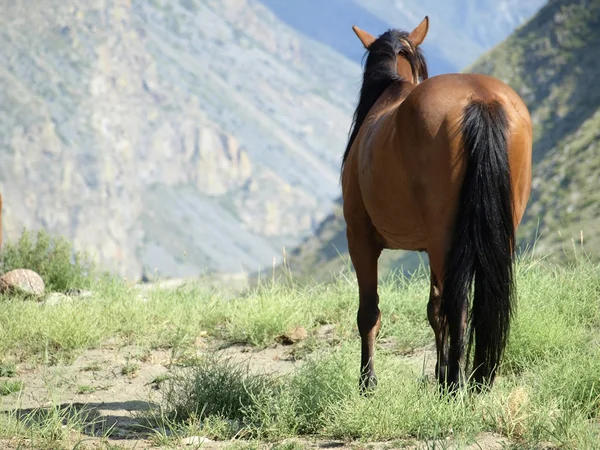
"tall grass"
156,342,600,447
0,251,433,363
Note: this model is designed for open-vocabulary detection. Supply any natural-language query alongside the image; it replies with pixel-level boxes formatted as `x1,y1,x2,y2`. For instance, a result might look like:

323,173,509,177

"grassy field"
2,232,600,449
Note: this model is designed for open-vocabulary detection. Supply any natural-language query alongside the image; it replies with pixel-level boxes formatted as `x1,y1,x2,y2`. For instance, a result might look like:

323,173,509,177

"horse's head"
352,17,429,84
340,18,430,177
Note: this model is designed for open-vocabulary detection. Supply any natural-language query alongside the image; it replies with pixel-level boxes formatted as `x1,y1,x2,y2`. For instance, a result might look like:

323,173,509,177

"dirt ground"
0,334,518,450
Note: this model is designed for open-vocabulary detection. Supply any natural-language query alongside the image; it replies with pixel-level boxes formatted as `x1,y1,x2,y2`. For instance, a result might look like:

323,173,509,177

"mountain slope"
358,0,547,69
468,0,600,259
261,0,546,75
0,0,361,278
259,0,457,76
284,0,600,280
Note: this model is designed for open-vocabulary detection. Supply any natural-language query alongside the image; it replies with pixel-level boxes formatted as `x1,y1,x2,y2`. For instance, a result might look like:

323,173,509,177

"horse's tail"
442,98,515,387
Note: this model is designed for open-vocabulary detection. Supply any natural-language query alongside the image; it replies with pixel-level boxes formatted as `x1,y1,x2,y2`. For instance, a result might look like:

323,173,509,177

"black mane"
341,29,428,175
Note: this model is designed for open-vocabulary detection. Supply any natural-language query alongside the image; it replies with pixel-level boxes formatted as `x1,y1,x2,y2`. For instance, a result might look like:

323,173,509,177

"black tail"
442,99,515,388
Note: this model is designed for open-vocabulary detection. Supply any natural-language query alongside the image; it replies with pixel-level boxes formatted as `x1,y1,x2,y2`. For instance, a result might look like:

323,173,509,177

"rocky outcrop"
0,0,359,278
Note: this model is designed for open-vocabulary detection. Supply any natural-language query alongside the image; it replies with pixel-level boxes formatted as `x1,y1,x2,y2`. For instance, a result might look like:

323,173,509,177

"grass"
2,232,600,448
147,255,600,447
121,358,141,377
152,340,600,447
0,362,16,377
0,403,107,449
0,258,431,365
0,380,23,396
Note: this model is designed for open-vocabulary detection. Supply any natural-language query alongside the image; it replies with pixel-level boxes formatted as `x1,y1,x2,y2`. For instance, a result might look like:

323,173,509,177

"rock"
276,326,308,345
317,324,336,340
181,436,213,446
43,292,71,306
41,289,93,306
0,269,45,297
64,288,93,297
44,292,70,306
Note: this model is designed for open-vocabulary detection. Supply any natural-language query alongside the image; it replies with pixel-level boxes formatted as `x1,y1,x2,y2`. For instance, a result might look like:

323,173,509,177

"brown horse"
341,18,532,393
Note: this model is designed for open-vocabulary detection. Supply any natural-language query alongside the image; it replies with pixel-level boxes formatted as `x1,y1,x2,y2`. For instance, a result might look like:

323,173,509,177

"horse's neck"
369,82,415,127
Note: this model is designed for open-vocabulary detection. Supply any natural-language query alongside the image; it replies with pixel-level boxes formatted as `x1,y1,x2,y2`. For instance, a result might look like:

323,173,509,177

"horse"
341,17,532,393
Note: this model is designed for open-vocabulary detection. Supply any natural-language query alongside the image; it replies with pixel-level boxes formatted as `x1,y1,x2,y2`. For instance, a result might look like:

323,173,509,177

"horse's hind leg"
428,246,468,393
427,270,449,384
347,222,382,393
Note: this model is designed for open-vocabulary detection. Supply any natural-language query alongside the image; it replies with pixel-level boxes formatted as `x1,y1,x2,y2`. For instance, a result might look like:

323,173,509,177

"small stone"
181,436,212,446
65,288,93,298
317,324,336,339
276,326,308,345
43,292,72,306
0,269,45,297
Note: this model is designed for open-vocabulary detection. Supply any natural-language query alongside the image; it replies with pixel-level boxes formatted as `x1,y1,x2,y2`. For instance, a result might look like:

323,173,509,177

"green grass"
121,358,141,377
75,384,96,394
2,232,600,447
0,380,23,396
0,267,433,367
152,341,600,447
0,403,107,449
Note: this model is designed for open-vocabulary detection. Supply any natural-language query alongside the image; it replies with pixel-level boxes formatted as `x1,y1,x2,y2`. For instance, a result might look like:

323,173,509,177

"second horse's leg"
428,246,467,393
427,270,449,384
348,225,382,394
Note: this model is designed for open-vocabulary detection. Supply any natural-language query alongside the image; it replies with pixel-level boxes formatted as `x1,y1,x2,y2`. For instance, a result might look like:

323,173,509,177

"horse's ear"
408,16,429,47
352,25,376,49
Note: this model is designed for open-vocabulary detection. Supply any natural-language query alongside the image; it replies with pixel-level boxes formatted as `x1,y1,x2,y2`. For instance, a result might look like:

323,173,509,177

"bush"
0,228,97,292
162,353,277,425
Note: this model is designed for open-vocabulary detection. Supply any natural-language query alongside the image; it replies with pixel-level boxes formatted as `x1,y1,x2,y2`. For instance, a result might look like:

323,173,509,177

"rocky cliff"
0,0,361,278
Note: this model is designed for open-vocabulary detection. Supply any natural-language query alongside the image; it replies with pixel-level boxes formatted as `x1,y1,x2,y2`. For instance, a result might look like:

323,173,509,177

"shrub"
0,228,97,292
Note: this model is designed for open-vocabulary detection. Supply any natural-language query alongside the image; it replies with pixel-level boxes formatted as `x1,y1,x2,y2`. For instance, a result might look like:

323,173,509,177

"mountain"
0,0,547,280
0,0,361,278
284,0,600,280
468,0,600,260
261,0,547,75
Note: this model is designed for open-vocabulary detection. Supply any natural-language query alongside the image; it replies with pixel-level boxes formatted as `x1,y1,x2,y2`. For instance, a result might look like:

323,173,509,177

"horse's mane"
341,29,428,175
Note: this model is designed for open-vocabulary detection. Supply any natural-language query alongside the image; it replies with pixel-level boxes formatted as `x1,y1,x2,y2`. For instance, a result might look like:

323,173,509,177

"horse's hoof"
359,374,378,396
469,379,492,395
436,376,465,399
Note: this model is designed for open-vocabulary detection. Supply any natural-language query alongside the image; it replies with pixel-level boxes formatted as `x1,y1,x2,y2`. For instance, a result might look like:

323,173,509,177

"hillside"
284,0,600,280
468,0,600,260
262,0,546,75
358,0,548,69
0,0,549,280
0,0,362,278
